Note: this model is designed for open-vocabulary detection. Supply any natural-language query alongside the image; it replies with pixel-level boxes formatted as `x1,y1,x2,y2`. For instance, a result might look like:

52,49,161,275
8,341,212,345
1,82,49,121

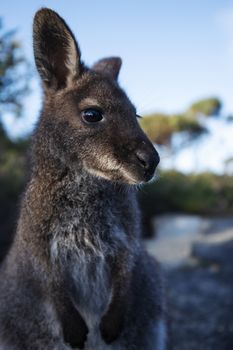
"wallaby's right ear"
33,8,83,91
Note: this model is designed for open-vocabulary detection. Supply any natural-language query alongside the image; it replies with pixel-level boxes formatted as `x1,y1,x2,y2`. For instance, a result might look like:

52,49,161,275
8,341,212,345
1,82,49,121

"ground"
145,215,233,350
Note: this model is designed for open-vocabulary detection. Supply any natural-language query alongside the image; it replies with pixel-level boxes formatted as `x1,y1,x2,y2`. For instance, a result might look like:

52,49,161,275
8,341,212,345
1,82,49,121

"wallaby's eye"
81,108,103,124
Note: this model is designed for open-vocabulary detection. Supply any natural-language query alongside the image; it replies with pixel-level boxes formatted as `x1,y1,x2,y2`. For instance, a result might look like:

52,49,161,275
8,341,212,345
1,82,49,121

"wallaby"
0,8,167,350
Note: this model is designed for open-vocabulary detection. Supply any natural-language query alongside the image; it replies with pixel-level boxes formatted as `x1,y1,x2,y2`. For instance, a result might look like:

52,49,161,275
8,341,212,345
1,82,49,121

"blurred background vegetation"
0,18,29,257
138,97,233,236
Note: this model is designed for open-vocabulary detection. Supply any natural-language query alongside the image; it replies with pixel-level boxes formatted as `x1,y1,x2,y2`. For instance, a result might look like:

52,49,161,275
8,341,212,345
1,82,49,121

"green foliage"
138,170,233,219
140,113,173,145
188,97,222,116
139,97,222,147
0,123,28,247
0,18,30,118
139,113,206,146
0,121,28,196
0,18,30,254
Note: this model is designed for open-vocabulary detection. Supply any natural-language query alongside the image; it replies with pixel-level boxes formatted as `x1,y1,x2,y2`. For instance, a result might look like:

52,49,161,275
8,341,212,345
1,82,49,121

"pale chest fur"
71,252,112,327
50,213,132,347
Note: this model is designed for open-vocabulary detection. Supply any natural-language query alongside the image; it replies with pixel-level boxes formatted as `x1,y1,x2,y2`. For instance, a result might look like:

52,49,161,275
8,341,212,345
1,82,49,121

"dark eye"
81,108,103,124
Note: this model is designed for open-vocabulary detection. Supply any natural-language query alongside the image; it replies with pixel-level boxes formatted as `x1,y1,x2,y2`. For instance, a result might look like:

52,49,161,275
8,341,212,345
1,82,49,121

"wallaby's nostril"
135,150,150,170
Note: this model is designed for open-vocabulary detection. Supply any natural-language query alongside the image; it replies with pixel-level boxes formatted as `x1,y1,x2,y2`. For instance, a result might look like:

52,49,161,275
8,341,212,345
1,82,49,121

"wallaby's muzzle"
114,128,160,184
134,143,160,182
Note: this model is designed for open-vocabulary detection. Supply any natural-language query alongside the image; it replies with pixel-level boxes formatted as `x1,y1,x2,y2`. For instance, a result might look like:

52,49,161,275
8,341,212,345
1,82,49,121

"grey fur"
0,8,167,350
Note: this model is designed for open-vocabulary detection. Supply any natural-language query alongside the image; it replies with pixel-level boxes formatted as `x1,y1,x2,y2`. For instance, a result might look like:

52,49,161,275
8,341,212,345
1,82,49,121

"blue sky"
1,0,233,173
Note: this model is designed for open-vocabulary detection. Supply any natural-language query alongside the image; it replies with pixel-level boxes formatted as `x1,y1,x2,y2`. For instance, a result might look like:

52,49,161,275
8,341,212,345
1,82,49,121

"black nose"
135,147,160,180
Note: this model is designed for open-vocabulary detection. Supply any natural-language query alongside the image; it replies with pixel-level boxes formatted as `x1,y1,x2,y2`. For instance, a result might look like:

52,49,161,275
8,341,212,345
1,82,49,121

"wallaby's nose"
135,146,160,181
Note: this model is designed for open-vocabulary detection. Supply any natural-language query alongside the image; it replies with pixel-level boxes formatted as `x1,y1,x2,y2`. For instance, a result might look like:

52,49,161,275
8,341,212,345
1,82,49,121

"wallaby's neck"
30,153,121,199
15,150,134,261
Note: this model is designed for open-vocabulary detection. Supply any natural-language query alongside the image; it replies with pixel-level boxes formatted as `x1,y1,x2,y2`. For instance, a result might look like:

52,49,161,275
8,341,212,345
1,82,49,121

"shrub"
138,170,233,219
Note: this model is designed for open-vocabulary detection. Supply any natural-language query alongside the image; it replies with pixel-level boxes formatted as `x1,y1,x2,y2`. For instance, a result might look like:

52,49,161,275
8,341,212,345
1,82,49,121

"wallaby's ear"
33,8,83,90
92,57,122,80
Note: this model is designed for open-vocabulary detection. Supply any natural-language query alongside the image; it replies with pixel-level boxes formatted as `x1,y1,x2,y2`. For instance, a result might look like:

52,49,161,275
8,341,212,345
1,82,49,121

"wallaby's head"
33,8,159,184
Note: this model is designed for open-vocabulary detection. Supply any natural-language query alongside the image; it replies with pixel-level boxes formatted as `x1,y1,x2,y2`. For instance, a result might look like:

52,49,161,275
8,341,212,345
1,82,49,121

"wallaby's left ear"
92,57,122,80
33,8,83,91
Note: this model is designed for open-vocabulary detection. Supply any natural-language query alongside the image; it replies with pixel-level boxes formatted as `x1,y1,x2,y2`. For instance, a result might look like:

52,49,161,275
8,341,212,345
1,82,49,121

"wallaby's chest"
50,209,126,320
51,226,113,307
50,221,123,349
49,189,131,348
